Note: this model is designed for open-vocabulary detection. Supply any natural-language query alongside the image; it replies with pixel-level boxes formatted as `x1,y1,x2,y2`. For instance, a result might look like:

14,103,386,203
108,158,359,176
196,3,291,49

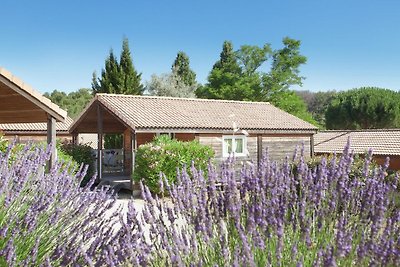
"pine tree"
213,41,242,73
92,38,143,95
195,41,243,99
92,49,121,94
171,51,196,86
120,38,144,94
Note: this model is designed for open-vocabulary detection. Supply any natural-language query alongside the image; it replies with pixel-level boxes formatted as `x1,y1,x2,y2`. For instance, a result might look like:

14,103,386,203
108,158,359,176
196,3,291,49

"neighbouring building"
0,117,73,143
314,130,400,170
0,67,67,166
69,94,318,180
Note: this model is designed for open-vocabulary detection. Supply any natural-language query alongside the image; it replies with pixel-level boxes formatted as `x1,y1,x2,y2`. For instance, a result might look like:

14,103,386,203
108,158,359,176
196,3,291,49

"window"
223,135,247,157
156,132,175,139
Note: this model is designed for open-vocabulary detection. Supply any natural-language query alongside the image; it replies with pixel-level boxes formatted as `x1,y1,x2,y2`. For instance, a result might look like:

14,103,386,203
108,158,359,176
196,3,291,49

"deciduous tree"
196,38,314,124
296,90,337,128
44,88,92,119
146,70,196,98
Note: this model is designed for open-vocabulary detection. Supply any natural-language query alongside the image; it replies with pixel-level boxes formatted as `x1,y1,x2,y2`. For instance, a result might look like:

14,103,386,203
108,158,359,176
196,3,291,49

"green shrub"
0,135,7,152
59,142,96,187
133,135,214,193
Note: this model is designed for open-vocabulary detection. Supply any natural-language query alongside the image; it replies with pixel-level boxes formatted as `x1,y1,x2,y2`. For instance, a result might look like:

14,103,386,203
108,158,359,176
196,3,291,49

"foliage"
271,90,319,126
196,38,315,125
1,140,399,266
262,37,307,98
104,133,123,149
326,87,400,129
43,88,92,119
236,44,272,75
92,37,144,95
0,143,122,266
0,135,7,152
196,41,243,100
133,135,214,193
59,141,96,186
137,142,400,266
172,51,197,86
146,70,197,98
296,90,337,128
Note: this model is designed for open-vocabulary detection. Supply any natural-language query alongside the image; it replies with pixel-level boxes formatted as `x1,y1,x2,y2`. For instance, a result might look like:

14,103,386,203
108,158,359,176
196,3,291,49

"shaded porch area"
70,101,137,191
0,68,67,168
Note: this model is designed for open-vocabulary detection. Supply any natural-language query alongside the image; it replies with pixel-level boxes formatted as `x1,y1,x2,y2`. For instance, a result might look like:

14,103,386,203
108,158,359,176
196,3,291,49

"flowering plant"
138,142,400,266
133,135,214,193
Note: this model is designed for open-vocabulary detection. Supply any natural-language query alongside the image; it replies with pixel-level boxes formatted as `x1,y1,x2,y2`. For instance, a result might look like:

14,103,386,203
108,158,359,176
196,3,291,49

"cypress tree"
120,38,144,94
92,38,143,95
172,51,196,86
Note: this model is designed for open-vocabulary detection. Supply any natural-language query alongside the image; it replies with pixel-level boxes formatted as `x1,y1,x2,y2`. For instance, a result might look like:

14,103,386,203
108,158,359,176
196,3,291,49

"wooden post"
310,134,315,158
131,131,136,191
47,115,56,170
257,134,262,167
97,104,103,181
72,133,78,145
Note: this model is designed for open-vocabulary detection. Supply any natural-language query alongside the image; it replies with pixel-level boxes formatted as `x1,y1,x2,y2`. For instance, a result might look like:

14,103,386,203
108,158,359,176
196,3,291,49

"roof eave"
0,68,67,122
135,127,317,134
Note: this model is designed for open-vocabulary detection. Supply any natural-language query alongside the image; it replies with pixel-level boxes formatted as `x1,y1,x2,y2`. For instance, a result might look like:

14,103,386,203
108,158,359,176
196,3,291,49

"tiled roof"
72,94,318,133
314,130,400,156
0,117,73,133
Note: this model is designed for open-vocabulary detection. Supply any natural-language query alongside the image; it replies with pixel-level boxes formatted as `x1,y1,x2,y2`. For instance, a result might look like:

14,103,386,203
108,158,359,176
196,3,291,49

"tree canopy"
44,88,93,119
325,87,400,129
146,71,196,98
92,38,143,95
172,51,196,86
296,90,337,128
196,38,315,125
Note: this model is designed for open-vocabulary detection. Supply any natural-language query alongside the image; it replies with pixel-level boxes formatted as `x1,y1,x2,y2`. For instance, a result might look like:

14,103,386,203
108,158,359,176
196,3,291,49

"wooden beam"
257,134,263,167
310,134,315,158
97,103,103,182
47,115,56,170
131,131,137,191
72,133,78,145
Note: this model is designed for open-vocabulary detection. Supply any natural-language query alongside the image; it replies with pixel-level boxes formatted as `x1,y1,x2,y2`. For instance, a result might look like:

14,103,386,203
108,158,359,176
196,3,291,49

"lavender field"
0,142,399,266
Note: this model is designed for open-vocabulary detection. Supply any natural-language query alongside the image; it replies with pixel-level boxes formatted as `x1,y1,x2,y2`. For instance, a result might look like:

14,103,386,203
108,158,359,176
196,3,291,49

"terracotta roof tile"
94,94,317,132
0,117,73,133
314,130,400,156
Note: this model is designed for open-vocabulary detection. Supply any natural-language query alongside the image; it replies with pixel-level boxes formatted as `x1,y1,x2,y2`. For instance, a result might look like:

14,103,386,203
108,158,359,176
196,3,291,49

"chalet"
0,117,73,143
70,94,318,180
315,130,400,170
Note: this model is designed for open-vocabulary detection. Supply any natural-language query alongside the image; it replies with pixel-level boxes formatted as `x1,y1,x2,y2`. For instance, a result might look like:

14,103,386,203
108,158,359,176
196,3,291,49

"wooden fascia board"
96,100,134,132
69,97,134,134
134,128,317,135
69,96,98,133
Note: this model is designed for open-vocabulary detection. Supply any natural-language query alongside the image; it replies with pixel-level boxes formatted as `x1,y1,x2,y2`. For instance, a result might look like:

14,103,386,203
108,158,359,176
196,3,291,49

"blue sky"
1,0,400,93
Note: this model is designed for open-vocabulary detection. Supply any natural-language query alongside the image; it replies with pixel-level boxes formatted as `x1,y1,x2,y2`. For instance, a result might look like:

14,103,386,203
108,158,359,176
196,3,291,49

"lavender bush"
0,140,399,266
136,143,400,266
0,142,129,266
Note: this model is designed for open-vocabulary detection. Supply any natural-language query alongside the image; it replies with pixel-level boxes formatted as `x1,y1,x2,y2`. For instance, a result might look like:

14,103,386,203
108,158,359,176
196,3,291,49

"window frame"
222,135,247,158
156,132,175,139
